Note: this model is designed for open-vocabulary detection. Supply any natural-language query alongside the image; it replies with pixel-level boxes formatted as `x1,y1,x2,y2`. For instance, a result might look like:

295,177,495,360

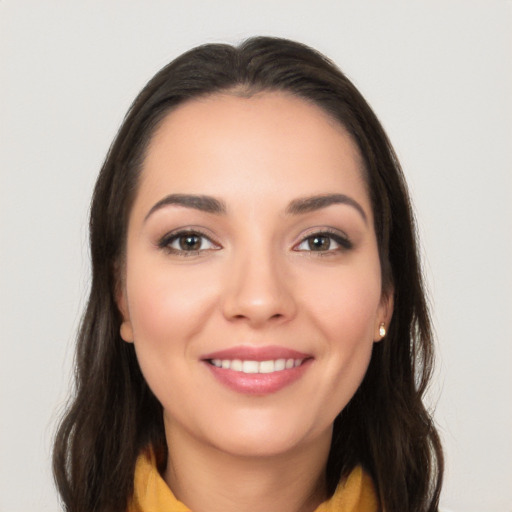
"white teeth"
274,359,286,371
231,359,243,371
242,360,259,373
209,358,304,374
259,360,275,373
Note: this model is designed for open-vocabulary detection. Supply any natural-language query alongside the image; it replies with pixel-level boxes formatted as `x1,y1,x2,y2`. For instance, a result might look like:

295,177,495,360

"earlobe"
120,320,134,343
116,286,134,343
374,287,394,342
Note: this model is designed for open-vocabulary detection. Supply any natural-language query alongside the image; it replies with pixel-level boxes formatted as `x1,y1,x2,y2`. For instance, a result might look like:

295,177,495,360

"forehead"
137,91,369,212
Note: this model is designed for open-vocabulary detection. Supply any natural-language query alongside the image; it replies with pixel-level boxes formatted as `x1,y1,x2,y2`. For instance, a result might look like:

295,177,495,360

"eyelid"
293,227,353,252
157,227,222,255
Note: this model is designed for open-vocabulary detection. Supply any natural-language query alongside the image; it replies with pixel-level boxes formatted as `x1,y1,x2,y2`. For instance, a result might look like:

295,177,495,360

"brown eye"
295,231,352,253
308,235,331,251
179,234,202,251
159,230,220,255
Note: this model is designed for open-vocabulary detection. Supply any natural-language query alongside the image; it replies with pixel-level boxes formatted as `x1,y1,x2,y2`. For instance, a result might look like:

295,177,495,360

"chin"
203,415,330,460
212,433,308,459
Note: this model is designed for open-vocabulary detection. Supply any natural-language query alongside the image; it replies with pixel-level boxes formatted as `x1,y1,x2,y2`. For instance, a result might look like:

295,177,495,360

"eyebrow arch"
286,194,368,224
144,194,227,222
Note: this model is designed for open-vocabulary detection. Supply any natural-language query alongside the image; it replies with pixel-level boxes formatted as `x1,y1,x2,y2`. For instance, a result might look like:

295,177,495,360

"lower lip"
204,359,312,395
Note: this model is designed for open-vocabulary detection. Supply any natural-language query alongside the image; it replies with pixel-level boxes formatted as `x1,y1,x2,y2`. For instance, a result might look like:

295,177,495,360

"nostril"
228,311,286,324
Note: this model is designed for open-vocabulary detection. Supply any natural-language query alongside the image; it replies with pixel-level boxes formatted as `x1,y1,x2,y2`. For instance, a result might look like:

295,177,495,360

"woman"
53,37,443,512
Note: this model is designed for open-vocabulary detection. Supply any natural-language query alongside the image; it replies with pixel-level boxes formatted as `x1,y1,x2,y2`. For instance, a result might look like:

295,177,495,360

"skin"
118,92,393,512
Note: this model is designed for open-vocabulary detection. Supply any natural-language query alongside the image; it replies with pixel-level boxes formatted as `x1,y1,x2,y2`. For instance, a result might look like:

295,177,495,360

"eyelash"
157,228,352,256
158,229,221,256
293,229,353,254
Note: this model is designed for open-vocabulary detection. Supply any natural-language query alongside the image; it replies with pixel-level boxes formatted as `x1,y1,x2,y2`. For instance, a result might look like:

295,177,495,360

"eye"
294,231,352,253
159,230,220,255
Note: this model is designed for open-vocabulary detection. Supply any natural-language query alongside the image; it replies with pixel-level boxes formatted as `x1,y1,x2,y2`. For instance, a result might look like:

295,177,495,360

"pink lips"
202,345,310,362
201,345,313,395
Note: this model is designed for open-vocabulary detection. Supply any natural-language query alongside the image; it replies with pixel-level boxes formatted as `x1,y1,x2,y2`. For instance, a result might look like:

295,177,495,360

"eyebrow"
286,194,368,224
144,192,367,224
144,194,227,221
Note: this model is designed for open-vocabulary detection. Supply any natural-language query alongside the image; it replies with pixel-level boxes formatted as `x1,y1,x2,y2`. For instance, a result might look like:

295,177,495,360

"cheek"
300,261,381,404
302,262,383,343
126,257,220,343
124,258,220,408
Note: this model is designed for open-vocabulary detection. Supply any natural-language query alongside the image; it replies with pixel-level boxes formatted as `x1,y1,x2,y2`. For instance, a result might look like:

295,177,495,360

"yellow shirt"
128,451,378,512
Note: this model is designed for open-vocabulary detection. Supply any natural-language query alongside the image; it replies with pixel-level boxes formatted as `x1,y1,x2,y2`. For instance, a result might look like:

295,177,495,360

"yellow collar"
128,451,378,512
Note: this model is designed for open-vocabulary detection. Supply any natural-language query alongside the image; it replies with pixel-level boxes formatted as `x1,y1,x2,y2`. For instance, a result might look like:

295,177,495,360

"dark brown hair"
53,36,443,512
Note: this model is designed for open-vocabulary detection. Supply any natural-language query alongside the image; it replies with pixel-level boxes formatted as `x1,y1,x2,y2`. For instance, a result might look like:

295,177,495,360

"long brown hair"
53,36,443,511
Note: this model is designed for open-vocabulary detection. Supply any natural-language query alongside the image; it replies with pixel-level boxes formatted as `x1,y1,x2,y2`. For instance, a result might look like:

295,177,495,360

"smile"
202,346,312,395
209,358,304,374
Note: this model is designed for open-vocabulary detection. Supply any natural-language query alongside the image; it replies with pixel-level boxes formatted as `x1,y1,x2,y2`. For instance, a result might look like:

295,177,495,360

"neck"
163,422,331,512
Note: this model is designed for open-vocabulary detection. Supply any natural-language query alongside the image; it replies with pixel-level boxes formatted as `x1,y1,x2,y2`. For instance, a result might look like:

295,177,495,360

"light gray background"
1,1,511,511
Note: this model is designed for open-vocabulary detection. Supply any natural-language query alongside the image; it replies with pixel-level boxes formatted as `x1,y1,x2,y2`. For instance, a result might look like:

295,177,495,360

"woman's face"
119,92,392,458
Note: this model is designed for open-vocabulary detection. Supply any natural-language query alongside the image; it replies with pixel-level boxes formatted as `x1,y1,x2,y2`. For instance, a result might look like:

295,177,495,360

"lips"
201,346,312,395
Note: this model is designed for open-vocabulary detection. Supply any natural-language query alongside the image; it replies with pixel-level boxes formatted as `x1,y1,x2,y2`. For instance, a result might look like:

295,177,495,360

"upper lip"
201,345,311,362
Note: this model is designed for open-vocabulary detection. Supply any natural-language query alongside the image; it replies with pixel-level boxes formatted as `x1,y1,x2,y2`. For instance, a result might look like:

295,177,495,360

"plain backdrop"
1,1,511,511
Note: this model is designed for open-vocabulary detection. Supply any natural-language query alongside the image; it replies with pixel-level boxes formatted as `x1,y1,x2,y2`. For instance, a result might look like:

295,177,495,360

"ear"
116,277,134,344
374,286,394,342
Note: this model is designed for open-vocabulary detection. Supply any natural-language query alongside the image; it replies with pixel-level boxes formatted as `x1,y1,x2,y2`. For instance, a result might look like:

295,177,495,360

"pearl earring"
379,323,386,338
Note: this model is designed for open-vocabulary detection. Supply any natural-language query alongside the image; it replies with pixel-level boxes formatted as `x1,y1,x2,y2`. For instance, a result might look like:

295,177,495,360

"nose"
221,247,297,327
